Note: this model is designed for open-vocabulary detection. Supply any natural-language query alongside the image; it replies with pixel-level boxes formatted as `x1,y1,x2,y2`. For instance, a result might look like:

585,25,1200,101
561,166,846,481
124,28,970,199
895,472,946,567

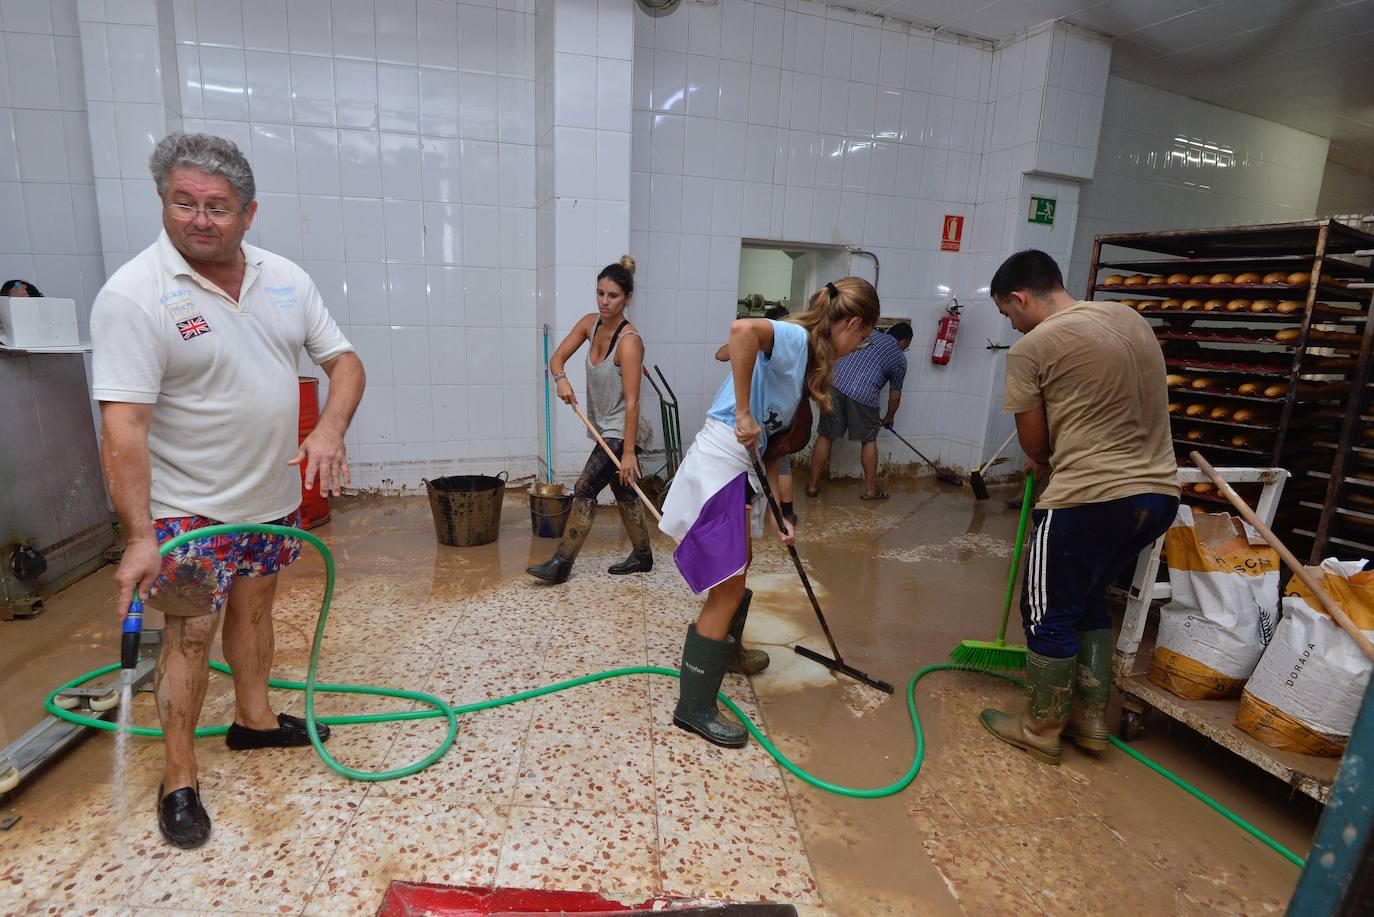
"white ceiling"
845,0,1374,171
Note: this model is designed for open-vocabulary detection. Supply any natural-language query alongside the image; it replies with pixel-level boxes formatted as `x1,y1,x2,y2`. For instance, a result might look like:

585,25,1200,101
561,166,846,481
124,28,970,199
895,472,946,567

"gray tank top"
586,319,639,443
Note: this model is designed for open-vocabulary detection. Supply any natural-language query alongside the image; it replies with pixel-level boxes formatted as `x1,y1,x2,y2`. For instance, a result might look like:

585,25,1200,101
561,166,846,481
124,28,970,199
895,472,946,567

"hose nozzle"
121,596,143,673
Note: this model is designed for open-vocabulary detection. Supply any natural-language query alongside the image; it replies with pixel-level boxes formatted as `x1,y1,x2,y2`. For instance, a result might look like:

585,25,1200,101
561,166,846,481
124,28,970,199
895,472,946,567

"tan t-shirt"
1003,300,1179,509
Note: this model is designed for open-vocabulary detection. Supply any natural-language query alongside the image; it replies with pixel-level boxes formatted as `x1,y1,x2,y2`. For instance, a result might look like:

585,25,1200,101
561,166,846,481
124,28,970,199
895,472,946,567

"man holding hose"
92,133,364,848
982,250,1178,764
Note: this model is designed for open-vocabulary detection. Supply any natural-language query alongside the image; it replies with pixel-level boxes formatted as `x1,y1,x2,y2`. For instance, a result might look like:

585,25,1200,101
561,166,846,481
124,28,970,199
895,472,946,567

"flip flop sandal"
860,489,889,501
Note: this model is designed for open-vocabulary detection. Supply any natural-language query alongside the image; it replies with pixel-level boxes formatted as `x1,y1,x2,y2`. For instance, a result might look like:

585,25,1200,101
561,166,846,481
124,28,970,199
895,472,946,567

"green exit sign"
1028,196,1056,225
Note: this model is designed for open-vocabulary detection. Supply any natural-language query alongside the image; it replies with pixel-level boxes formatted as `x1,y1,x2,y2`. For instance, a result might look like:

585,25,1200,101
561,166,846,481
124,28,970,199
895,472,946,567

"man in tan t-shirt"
979,249,1180,766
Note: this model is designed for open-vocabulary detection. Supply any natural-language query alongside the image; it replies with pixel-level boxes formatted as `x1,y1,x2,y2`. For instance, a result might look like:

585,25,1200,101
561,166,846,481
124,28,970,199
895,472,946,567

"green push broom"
949,473,1033,671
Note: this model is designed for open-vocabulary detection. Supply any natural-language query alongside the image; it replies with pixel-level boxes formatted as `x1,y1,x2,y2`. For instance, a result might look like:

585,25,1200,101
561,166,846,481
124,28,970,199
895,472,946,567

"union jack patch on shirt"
177,315,211,339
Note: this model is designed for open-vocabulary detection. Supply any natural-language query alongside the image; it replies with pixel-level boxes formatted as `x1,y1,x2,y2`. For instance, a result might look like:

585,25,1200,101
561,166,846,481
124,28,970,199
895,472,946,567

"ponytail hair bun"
618,254,636,275
598,256,636,295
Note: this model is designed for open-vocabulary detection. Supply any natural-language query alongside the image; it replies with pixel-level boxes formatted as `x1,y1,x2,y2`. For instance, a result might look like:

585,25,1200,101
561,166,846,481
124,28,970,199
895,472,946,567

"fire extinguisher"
931,298,961,365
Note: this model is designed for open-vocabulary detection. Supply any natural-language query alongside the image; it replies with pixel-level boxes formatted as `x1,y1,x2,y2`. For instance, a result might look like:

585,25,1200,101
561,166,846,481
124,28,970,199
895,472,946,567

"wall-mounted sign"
1028,196,1056,225
940,215,964,252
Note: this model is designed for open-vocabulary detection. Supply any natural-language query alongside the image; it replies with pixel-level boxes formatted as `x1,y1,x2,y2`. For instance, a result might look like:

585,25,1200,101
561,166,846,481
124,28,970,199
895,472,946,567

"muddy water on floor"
1,481,1321,915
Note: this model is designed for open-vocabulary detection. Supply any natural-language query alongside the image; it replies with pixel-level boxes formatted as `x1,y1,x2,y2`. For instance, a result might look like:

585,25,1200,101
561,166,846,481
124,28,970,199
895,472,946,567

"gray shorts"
817,389,880,443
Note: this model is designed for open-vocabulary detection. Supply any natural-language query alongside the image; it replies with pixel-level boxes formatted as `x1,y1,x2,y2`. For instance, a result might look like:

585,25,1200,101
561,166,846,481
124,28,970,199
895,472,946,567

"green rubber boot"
979,651,1074,765
1064,628,1113,752
607,497,653,574
673,625,748,748
726,588,770,675
527,497,594,584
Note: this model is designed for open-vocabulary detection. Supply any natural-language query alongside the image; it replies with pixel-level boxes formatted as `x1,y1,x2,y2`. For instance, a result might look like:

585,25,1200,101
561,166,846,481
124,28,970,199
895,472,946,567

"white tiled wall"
166,0,541,484
1068,77,1330,298
1317,159,1374,219
0,0,106,333
630,0,1007,473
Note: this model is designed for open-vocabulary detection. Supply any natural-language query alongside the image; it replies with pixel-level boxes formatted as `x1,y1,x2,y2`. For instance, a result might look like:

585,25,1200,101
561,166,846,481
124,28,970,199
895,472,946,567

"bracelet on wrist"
552,371,567,382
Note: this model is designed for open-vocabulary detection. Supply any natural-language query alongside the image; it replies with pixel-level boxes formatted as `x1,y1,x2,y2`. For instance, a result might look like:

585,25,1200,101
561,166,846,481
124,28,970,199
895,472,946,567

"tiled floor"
0,481,1319,915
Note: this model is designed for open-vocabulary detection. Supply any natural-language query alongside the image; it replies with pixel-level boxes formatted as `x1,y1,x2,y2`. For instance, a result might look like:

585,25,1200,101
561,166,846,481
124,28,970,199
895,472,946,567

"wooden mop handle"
1189,451,1374,663
569,402,663,523
979,430,1018,475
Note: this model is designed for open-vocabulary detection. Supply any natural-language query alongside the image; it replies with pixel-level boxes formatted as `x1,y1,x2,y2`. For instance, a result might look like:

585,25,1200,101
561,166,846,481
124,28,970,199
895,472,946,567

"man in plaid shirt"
806,322,912,500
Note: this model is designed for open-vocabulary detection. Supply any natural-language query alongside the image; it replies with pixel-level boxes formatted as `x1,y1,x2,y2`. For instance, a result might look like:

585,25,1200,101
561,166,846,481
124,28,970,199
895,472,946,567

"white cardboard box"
0,296,79,348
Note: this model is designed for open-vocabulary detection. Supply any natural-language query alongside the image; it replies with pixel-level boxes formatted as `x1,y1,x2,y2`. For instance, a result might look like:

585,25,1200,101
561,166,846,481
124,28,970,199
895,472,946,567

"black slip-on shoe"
225,712,330,750
158,783,211,849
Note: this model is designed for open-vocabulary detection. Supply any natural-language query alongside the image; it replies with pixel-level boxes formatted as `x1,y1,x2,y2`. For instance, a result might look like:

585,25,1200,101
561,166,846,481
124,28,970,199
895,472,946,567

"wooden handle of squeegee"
570,403,664,523
979,430,1019,476
1189,451,1374,663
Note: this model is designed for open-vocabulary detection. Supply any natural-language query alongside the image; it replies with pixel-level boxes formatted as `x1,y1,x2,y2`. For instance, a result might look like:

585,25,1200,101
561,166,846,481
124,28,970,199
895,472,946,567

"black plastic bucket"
424,472,507,547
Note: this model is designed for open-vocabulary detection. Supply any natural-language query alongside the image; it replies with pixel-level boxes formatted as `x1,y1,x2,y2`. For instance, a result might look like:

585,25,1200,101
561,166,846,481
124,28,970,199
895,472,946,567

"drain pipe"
848,247,879,290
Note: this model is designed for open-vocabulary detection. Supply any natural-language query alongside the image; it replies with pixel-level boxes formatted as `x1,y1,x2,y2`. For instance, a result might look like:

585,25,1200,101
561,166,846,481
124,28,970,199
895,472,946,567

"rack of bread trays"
1087,219,1374,562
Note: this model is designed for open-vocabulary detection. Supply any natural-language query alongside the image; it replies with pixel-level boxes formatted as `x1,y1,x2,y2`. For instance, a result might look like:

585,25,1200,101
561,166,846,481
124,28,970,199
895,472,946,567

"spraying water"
114,597,144,825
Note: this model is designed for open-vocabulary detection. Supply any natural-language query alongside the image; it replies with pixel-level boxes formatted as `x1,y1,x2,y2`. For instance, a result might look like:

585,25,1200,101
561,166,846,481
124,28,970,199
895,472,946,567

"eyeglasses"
165,202,240,225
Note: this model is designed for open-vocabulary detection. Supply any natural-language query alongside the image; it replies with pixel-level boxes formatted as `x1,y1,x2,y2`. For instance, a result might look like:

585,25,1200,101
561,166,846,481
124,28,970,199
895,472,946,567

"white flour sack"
1237,559,1374,756
1149,504,1279,700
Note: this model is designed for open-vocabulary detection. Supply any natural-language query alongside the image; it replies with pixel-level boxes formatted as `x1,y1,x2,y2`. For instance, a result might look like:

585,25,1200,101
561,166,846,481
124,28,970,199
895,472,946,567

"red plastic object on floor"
374,884,798,917
297,376,330,529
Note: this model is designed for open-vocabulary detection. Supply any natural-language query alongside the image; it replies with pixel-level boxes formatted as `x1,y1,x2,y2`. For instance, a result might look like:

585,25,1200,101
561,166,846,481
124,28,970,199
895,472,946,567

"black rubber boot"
1064,628,1113,752
527,496,594,583
158,783,211,849
726,588,770,675
607,497,653,574
673,625,748,748
979,651,1075,765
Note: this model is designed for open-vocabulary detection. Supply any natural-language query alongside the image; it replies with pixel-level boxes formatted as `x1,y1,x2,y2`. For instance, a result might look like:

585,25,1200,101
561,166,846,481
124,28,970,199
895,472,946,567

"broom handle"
979,430,1018,476
1190,451,1374,664
996,474,1034,645
569,402,663,524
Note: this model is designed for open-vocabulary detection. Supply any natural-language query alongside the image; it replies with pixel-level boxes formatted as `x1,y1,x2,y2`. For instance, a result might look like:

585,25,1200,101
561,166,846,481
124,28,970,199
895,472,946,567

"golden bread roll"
1275,328,1301,342
1232,409,1258,423
1287,271,1311,285
1166,272,1191,285
1102,274,1125,286
1238,382,1261,395
1180,298,1204,311
1312,329,1362,346
1135,300,1153,311
1225,299,1250,312
1192,482,1216,494
1123,274,1149,286
1189,377,1215,390
1168,401,1183,414
1211,273,1235,284
1276,300,1303,314
1190,273,1211,284
1235,272,1261,284
1159,298,1182,310
1166,374,1189,388
1185,428,1206,441
1263,383,1287,398
1249,299,1276,313
1202,298,1225,312
1262,271,1288,284
1231,434,1251,448
1209,406,1233,420
1185,403,1208,417
1320,273,1336,285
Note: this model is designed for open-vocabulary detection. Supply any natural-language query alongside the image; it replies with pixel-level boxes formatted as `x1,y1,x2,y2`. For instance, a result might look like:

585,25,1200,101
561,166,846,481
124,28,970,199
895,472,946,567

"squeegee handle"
997,474,1034,645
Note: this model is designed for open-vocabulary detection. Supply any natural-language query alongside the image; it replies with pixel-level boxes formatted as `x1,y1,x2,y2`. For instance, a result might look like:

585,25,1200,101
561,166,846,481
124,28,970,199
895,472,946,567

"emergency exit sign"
1028,196,1056,225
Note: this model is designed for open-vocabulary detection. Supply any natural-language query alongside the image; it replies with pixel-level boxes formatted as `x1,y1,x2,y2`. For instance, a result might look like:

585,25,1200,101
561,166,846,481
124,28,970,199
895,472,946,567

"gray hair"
149,132,256,205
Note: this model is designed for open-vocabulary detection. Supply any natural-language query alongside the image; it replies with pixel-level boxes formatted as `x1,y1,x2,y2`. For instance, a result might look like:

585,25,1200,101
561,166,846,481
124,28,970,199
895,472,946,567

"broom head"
949,639,1027,671
969,469,990,500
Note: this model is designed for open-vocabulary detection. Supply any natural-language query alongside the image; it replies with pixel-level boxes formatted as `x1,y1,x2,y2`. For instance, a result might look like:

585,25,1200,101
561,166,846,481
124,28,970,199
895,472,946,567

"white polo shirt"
91,231,354,523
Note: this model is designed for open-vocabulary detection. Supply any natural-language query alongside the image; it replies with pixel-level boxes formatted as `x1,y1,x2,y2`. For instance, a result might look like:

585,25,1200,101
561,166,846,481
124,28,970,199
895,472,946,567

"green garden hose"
45,524,1305,867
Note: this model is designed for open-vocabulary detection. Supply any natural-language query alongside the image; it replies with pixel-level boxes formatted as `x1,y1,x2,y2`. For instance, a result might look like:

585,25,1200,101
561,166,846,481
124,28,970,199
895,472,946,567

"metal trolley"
1113,465,1341,803
642,365,683,482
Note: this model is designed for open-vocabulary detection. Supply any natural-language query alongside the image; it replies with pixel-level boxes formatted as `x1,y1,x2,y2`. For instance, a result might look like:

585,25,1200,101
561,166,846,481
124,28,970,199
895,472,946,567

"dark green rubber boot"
607,498,653,574
979,651,1075,765
726,588,770,675
527,497,594,584
673,625,748,748
1064,628,1113,752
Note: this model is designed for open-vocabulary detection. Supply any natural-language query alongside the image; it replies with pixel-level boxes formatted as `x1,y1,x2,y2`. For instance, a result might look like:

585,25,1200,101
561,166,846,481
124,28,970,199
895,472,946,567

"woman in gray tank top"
527,256,653,584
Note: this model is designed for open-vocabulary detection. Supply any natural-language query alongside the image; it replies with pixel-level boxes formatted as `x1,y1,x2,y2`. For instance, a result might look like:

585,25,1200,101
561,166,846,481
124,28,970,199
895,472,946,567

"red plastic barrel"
297,376,331,529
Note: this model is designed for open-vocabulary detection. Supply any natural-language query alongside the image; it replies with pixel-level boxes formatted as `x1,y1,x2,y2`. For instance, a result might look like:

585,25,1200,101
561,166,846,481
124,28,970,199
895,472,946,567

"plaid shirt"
832,330,907,408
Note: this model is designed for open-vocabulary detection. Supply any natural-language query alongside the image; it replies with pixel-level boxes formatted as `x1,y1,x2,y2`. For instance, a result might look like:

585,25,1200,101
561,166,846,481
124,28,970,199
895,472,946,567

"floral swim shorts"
149,511,303,616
